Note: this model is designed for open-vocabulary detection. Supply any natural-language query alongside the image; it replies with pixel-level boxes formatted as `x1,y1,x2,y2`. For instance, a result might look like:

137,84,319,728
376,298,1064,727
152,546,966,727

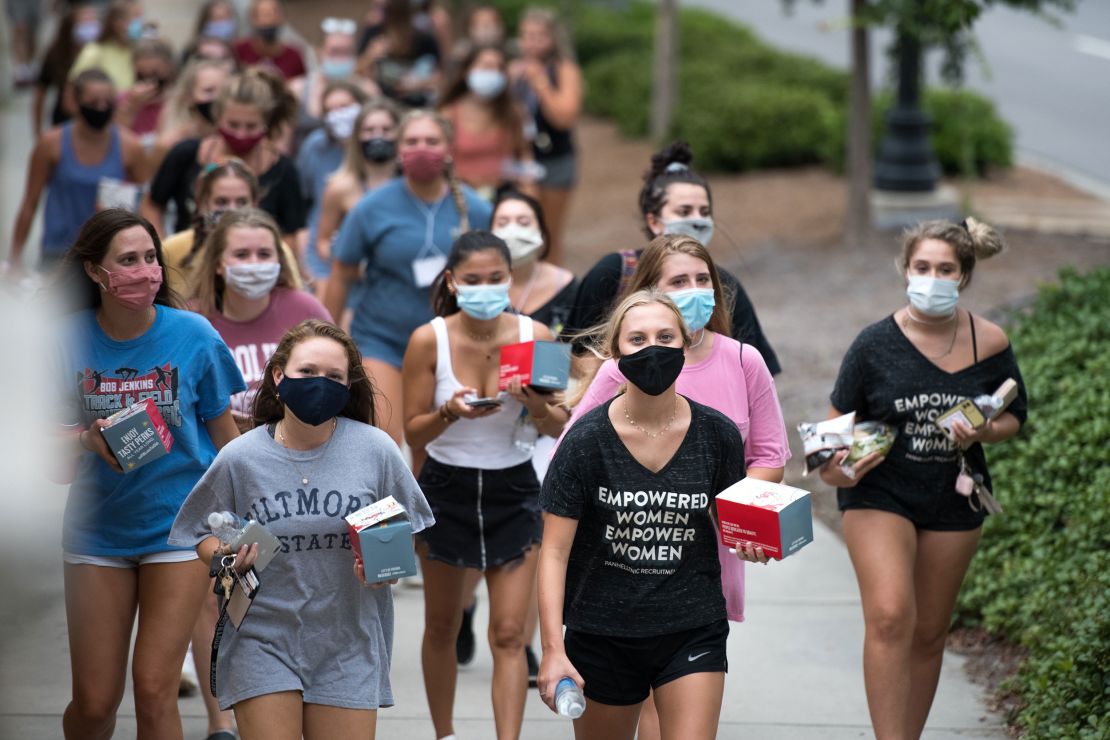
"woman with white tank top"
402,230,570,740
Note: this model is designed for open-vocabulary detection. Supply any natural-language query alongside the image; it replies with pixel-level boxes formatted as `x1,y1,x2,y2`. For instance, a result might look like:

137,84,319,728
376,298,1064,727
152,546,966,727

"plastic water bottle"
208,511,248,545
555,677,585,719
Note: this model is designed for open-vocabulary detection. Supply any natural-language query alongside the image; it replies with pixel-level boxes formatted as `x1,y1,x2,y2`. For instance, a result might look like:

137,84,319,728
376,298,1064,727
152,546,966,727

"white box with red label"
715,478,814,560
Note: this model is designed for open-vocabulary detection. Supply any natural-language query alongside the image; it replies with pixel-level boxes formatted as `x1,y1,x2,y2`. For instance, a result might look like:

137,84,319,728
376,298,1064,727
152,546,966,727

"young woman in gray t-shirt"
170,319,434,739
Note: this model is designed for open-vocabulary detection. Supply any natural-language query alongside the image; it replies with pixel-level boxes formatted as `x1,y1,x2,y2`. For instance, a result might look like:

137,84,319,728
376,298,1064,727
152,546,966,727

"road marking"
1074,34,1110,62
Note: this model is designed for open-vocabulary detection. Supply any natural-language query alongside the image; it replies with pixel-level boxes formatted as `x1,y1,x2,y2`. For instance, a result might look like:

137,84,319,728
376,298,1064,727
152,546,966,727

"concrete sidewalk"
0,509,1006,739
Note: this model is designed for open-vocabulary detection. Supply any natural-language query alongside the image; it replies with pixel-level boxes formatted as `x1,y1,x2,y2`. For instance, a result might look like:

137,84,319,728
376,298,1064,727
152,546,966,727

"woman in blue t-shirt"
54,209,244,739
325,109,491,446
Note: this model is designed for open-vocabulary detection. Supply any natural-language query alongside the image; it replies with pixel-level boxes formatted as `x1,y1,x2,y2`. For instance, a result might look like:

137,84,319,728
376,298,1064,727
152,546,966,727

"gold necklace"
623,396,678,438
277,417,337,486
902,309,959,360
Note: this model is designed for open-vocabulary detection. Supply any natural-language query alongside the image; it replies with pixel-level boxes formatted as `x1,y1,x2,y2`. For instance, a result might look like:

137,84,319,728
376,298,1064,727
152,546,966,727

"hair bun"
646,140,694,182
963,216,1006,260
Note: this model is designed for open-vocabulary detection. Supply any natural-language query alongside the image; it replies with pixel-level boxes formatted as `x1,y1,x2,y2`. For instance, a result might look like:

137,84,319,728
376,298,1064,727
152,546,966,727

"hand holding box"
499,340,571,391
715,478,814,560
345,496,418,583
99,398,174,473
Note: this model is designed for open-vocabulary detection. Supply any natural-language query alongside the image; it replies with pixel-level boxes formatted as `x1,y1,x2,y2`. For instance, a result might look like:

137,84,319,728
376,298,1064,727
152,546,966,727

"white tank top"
425,314,534,470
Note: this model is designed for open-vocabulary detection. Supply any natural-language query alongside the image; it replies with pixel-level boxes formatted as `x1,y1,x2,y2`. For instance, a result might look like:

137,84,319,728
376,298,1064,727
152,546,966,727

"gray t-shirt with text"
169,418,434,710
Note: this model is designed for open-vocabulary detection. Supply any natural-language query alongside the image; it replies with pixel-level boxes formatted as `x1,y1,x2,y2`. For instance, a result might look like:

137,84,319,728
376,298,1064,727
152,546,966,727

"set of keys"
211,553,260,628
955,452,1004,515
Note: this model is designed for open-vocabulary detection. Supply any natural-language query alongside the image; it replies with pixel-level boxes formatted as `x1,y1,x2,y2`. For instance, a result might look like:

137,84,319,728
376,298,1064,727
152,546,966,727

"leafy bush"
955,267,1110,739
870,89,1015,176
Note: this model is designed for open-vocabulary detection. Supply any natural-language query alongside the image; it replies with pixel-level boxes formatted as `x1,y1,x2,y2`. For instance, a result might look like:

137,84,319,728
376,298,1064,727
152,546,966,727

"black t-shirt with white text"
830,315,1027,513
542,397,743,637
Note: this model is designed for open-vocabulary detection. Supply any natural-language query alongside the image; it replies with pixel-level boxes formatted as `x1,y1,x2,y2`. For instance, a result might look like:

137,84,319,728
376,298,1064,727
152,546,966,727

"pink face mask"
219,127,266,156
400,148,447,182
97,263,163,310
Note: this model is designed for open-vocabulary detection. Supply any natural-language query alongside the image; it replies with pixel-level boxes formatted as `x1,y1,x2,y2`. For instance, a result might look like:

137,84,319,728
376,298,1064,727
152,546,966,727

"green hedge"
954,267,1110,739
494,1,1012,175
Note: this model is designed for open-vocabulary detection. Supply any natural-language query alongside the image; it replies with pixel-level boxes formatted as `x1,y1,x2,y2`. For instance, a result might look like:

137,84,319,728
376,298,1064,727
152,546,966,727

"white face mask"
224,262,281,300
494,223,544,266
467,69,507,100
906,275,960,317
324,103,361,141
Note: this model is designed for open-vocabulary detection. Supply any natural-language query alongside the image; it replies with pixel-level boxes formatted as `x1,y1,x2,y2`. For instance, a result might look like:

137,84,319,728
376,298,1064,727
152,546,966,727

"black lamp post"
874,24,941,192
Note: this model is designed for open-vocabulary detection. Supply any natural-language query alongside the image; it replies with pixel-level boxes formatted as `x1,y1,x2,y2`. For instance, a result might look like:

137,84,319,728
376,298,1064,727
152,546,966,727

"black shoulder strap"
969,313,978,363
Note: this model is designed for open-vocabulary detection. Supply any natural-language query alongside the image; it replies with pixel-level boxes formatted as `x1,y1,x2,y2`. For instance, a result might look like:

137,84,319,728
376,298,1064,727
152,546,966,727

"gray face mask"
662,217,714,247
223,262,281,300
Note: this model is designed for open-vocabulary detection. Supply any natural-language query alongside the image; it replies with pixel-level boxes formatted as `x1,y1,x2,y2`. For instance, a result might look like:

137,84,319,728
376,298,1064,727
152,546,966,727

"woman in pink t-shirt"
193,208,332,430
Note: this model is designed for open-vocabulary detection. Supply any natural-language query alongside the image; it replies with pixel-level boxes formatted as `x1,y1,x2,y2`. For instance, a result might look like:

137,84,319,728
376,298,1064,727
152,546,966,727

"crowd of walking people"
4,2,1027,739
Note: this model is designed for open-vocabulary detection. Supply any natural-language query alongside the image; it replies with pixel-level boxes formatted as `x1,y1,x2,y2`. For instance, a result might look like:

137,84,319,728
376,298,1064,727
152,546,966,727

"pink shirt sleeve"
551,359,624,457
739,343,791,469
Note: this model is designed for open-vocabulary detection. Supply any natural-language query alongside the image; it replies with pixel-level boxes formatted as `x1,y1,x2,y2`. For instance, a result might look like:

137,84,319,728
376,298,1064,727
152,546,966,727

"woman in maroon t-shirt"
193,208,332,430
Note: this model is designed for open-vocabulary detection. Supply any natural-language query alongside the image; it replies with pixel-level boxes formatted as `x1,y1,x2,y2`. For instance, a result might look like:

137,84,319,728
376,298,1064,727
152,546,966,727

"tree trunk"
844,0,872,246
650,0,678,143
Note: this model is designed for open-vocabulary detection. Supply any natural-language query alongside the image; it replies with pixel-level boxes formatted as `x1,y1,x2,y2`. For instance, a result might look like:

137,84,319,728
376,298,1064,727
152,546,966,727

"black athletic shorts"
564,618,729,706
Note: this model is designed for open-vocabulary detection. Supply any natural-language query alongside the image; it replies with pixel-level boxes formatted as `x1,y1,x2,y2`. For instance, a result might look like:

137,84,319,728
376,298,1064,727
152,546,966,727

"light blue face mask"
321,57,356,80
456,282,511,321
906,275,960,317
467,69,507,100
202,19,237,41
663,217,714,247
127,18,144,42
668,287,716,332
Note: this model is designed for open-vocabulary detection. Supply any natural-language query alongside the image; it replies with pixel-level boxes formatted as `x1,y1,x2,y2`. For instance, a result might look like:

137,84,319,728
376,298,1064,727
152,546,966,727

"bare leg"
654,671,725,740
636,691,661,740
905,528,982,738
234,691,303,740
843,509,919,740
537,186,574,266
191,589,235,735
132,559,209,740
484,549,540,740
62,564,138,740
362,358,404,447
419,546,469,739
304,702,376,740
572,699,640,740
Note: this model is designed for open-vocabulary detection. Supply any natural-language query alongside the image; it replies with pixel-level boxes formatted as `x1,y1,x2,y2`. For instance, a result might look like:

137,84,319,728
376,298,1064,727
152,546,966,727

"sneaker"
456,601,476,665
525,645,539,688
179,658,199,697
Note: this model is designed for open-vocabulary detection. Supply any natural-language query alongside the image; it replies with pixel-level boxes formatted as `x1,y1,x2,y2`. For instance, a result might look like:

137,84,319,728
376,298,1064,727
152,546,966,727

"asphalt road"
691,0,1110,194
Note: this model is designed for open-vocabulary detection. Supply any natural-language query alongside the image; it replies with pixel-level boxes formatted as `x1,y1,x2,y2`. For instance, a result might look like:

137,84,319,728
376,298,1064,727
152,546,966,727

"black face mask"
193,100,215,124
277,375,350,426
78,104,114,130
255,25,280,43
362,137,396,163
617,345,685,396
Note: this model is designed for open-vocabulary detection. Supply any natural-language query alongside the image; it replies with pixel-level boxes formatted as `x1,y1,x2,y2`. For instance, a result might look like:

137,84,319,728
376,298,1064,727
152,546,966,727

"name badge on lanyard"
410,194,448,288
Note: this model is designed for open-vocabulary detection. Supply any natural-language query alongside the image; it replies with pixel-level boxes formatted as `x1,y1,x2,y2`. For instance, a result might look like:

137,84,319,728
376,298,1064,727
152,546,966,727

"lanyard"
407,190,447,259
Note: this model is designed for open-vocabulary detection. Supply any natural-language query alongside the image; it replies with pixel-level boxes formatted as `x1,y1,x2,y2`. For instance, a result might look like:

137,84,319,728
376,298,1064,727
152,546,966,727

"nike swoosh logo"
687,651,711,662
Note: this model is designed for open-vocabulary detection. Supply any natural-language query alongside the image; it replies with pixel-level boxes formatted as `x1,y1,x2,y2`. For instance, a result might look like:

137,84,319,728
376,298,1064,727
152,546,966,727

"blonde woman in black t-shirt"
539,289,753,740
822,219,1027,740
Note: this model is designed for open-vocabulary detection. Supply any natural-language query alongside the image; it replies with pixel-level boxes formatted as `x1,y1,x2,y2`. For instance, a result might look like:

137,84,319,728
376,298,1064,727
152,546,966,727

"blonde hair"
899,217,1005,289
567,289,690,407
162,58,230,137
339,98,401,183
520,7,575,62
193,208,301,315
214,67,298,135
397,109,469,233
